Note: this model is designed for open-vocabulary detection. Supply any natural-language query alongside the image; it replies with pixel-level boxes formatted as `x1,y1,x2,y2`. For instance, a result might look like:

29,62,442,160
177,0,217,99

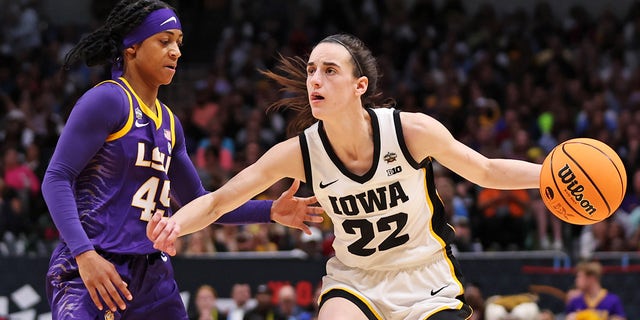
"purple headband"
112,8,182,78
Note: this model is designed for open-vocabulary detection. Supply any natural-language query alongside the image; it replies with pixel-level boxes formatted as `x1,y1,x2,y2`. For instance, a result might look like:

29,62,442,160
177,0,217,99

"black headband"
324,37,364,77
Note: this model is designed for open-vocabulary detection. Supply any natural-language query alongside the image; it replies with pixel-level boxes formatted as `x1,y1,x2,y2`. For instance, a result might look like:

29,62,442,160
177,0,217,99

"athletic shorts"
46,243,187,320
319,248,472,320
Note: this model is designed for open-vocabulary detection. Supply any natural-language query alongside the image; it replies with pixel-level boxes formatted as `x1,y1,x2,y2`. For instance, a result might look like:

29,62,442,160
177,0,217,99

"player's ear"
355,76,368,96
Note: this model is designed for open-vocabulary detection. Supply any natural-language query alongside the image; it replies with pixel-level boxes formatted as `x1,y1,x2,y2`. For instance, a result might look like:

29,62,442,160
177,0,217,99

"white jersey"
300,107,455,271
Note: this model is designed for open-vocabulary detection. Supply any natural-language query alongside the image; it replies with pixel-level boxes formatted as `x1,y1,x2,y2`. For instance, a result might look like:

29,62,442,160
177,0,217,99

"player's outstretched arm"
147,137,316,255
401,111,541,190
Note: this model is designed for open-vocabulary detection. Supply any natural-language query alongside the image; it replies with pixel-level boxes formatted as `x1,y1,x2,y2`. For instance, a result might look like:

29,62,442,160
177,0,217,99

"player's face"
574,271,589,290
195,288,216,311
306,42,363,120
132,29,183,86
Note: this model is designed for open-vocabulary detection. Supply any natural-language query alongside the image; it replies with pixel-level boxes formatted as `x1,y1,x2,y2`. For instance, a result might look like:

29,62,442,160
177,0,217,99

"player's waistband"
96,249,165,264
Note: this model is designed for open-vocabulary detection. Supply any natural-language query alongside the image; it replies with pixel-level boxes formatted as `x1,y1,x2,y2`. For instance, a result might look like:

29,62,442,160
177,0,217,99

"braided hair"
63,0,174,69
262,33,389,137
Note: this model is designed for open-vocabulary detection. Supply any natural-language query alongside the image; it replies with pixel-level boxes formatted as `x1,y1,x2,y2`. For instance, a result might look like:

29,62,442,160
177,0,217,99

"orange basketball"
539,138,627,225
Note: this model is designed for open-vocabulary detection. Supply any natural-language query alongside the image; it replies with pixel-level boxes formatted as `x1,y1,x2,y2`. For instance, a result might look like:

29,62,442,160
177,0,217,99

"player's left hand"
271,179,324,235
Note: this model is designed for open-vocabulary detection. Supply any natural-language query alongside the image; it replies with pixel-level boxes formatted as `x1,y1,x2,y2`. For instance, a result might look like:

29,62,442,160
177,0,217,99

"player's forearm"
42,169,94,256
172,184,255,235
172,192,221,236
482,159,541,190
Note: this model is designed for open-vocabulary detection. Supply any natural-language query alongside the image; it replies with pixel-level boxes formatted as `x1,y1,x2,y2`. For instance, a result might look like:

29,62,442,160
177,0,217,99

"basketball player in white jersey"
148,33,542,320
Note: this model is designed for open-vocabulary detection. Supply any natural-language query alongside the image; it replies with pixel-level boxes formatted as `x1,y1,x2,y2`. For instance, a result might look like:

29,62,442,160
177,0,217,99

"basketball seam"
562,142,612,214
567,140,626,203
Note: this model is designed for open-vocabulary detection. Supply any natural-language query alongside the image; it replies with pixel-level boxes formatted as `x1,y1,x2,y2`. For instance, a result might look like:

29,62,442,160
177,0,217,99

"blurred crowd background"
2,0,640,263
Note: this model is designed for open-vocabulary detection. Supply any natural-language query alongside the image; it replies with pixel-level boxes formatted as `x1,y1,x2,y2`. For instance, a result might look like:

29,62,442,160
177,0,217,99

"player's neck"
584,285,604,299
122,74,159,113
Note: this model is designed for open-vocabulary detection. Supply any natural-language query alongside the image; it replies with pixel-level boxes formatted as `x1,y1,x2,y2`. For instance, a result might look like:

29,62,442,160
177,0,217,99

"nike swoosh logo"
430,284,449,296
135,120,149,128
319,179,338,189
160,16,177,26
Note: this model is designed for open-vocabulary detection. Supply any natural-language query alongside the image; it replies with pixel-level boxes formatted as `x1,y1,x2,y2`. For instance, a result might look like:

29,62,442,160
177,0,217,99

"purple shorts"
46,244,188,320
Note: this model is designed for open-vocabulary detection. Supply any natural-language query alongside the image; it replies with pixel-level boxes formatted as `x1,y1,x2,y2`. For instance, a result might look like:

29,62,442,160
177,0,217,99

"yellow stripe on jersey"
165,103,176,149
101,80,134,142
421,159,465,297
120,77,163,129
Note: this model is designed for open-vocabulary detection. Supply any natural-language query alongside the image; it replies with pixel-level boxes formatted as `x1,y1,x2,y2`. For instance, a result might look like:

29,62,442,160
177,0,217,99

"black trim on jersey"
425,160,456,244
426,304,473,320
298,132,313,189
444,244,468,303
316,108,381,184
393,109,422,169
319,289,380,320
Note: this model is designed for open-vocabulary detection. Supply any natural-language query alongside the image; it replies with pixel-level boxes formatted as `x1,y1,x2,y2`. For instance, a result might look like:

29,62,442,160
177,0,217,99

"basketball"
539,138,627,225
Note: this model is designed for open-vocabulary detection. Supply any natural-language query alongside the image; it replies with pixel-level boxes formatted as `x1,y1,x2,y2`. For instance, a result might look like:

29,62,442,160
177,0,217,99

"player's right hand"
76,250,133,311
147,210,180,256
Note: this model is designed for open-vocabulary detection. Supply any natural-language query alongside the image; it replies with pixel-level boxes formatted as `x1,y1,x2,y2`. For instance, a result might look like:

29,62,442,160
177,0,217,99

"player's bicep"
48,85,127,178
401,112,490,183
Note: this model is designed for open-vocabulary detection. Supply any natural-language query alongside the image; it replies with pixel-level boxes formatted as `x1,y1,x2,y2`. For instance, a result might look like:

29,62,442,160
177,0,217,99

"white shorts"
319,248,472,320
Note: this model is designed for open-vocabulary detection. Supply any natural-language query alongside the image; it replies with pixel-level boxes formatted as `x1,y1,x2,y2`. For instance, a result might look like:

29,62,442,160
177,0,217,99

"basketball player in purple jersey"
41,1,323,319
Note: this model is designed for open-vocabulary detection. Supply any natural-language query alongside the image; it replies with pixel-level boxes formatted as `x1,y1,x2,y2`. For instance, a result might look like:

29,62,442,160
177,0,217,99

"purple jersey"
565,289,626,318
75,78,177,254
43,77,273,257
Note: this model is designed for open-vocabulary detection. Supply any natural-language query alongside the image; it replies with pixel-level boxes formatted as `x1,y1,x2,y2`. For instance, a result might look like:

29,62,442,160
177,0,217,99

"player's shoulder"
71,80,130,119
79,80,128,105
395,110,442,134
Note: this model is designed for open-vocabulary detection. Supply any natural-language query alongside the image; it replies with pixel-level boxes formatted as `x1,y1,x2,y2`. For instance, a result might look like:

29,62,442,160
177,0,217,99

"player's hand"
271,179,324,235
147,211,180,256
76,250,132,311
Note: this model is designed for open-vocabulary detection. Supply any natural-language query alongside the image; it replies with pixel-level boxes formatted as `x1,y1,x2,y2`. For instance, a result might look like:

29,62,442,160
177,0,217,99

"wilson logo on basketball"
557,164,596,215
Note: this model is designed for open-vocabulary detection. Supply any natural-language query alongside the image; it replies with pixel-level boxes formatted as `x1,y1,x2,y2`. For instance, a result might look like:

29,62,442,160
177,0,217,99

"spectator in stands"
3,146,40,196
249,224,278,252
565,260,627,320
476,187,531,250
275,284,312,320
244,284,281,320
182,227,216,256
539,309,556,320
227,283,254,320
296,226,323,260
191,284,227,320
0,180,32,244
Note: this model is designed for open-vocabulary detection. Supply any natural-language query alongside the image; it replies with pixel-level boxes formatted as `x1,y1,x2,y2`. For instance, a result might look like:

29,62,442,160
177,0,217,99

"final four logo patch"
384,152,397,163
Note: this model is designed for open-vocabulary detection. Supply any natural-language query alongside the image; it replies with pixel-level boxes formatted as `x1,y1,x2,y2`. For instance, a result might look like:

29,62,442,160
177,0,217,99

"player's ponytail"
262,33,387,137
261,54,312,137
63,0,172,70
63,26,120,69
